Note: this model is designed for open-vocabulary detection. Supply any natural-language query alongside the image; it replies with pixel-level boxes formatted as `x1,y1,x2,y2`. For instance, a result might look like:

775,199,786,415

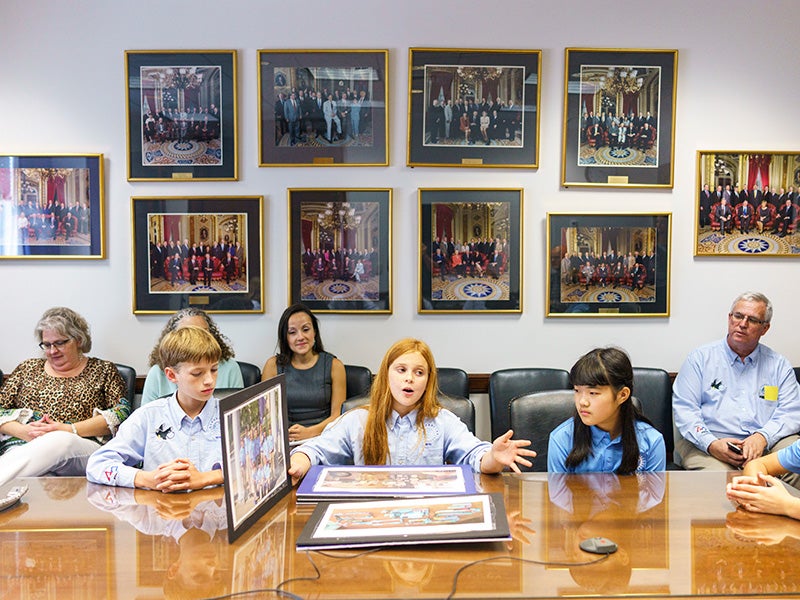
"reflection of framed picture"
131,196,263,314
0,154,104,259
407,48,541,168
561,48,677,188
232,501,288,591
220,375,291,543
289,188,392,313
546,212,671,318
419,188,522,313
125,50,238,181
0,528,112,597
258,50,388,167
695,150,800,257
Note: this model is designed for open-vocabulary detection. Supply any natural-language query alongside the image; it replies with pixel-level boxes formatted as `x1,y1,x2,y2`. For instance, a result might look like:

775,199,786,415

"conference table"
1,471,798,599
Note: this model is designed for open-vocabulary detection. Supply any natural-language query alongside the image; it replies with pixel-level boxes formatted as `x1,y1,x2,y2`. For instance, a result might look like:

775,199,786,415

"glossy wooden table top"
2,471,799,599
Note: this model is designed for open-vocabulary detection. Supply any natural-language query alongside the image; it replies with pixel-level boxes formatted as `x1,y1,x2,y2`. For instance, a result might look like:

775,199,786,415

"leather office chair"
0,368,3,388
344,364,372,399
488,368,571,440
509,390,574,472
437,367,469,400
115,363,137,411
236,361,262,388
340,393,476,434
632,367,674,456
794,366,800,384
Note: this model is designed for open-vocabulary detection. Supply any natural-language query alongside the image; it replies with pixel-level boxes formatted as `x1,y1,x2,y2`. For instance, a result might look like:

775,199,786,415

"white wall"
1,0,798,378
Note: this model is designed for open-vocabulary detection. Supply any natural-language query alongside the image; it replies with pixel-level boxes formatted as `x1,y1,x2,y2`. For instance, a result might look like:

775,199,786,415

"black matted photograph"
220,375,291,543
408,48,541,168
547,213,671,317
561,48,677,188
289,188,391,313
419,188,522,313
0,154,105,259
695,151,800,257
258,50,388,167
125,50,238,181
132,196,263,314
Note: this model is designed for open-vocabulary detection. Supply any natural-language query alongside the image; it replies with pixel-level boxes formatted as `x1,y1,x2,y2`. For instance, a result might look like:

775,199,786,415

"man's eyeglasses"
39,339,71,350
729,312,768,327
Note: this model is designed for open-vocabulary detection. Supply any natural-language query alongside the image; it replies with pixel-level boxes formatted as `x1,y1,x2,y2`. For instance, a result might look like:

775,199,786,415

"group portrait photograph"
576,64,661,169
146,212,249,294
696,152,800,256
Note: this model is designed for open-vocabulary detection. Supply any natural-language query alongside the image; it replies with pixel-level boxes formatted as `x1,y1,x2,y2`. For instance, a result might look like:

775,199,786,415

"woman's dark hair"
566,347,648,475
147,308,235,367
276,303,324,366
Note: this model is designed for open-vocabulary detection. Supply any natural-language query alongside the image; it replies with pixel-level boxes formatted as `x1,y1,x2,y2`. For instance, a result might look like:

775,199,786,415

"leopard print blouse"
0,357,126,422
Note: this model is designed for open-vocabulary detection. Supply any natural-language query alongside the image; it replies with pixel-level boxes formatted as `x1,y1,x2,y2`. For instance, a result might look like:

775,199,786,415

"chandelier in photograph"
456,66,504,83
599,67,643,95
150,67,204,90
317,202,361,230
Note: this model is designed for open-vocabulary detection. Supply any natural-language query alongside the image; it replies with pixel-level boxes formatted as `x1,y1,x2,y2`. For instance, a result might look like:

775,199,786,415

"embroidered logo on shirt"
155,424,174,439
710,379,723,391
104,465,118,483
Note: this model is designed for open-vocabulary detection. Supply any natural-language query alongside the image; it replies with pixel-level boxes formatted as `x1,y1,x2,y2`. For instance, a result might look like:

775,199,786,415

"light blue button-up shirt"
547,418,666,473
293,406,492,473
86,393,222,488
673,339,800,452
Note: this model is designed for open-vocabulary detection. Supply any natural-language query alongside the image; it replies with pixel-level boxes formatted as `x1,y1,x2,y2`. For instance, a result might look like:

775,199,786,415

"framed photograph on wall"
0,154,105,259
695,150,800,256
220,375,291,543
289,188,391,313
419,188,522,313
546,212,671,317
258,50,388,167
407,48,541,168
131,196,263,314
125,50,238,181
561,48,677,188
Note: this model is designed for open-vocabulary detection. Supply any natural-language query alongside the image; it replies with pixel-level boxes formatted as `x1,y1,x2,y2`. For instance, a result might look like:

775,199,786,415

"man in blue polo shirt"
673,291,800,480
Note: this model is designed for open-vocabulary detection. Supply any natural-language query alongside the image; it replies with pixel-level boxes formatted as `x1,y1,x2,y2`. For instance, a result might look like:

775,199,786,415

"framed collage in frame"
258,50,389,167
419,188,522,313
289,188,392,313
546,212,671,317
131,196,263,314
561,48,678,188
0,154,105,259
407,48,541,168
695,150,800,257
125,50,238,181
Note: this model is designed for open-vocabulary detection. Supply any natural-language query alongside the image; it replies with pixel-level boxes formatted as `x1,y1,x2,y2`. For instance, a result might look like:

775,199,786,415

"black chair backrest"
795,366,800,384
509,390,575,472
340,393,476,434
437,367,469,400
236,361,262,388
489,368,571,440
0,368,3,388
632,367,674,454
344,364,372,399
115,363,137,411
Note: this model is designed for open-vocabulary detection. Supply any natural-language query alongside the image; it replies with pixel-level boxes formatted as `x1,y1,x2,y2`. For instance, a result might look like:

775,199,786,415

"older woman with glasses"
0,306,128,486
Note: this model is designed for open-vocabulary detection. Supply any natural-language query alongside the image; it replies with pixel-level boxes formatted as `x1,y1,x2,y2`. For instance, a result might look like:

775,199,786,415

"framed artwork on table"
220,375,291,543
289,188,392,313
407,48,541,168
695,150,800,256
561,48,678,188
419,188,522,313
546,212,671,318
0,154,105,259
125,50,238,181
131,196,263,314
258,50,389,167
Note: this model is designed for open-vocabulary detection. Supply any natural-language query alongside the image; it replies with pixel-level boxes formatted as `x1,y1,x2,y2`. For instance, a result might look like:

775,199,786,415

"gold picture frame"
695,150,800,256
407,48,541,168
258,49,389,167
125,50,238,181
419,188,523,313
561,48,678,188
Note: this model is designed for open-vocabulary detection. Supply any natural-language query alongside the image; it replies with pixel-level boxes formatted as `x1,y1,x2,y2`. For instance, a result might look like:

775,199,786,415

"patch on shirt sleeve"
103,465,119,485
